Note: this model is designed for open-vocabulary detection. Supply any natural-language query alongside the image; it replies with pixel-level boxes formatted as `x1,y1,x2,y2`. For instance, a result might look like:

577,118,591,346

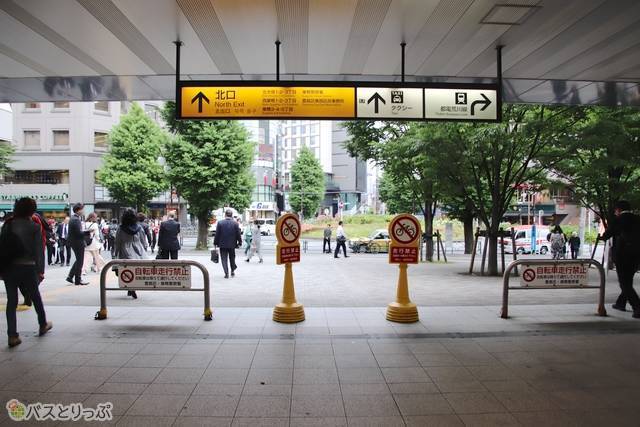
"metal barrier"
96,259,212,321
501,259,607,319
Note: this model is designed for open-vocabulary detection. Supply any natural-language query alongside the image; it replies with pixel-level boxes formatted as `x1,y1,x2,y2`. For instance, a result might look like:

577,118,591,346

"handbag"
83,231,93,247
210,248,219,263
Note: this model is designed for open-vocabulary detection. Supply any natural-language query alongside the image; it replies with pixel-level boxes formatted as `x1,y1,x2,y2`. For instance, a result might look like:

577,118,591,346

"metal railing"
501,258,607,319
96,259,212,321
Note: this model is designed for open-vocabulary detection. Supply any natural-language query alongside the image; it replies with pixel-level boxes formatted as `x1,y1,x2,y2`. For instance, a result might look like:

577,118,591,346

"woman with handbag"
82,212,105,274
114,209,148,299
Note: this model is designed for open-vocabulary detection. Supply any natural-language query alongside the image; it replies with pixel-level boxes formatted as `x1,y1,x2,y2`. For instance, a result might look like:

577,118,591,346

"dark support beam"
496,44,503,122
275,40,281,81
173,40,183,119
401,42,406,83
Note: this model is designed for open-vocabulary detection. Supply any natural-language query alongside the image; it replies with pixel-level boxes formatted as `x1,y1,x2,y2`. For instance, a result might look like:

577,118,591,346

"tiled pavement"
1,305,640,426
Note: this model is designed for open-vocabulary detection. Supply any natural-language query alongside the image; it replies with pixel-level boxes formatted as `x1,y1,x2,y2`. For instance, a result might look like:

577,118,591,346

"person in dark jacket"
56,216,71,266
66,203,89,286
214,209,242,278
601,200,640,318
568,232,581,259
0,198,52,347
157,212,181,259
137,212,152,248
115,209,149,299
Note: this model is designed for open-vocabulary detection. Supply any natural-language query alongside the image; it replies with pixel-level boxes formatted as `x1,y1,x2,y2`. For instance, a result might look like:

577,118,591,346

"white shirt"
336,225,346,239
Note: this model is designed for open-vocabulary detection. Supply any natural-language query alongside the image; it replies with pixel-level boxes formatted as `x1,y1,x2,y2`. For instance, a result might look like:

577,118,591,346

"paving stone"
246,368,293,385
404,415,465,426
200,368,249,384
337,368,385,384
457,412,520,427
126,394,188,416
289,417,347,426
153,367,205,384
235,395,291,417
180,395,239,417
108,367,162,384
294,368,339,384
82,393,138,416
291,394,345,417
393,393,454,416
443,392,507,414
381,367,431,383
342,393,400,417
173,416,233,427
347,416,405,426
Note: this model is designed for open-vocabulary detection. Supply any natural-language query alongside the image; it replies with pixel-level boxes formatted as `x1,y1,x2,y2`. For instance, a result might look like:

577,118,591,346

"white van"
254,218,275,236
503,226,550,255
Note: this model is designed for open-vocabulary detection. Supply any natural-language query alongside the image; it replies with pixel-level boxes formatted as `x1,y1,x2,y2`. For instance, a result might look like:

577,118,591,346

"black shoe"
130,291,138,299
633,311,640,319
66,277,74,284
334,256,339,258
259,259,263,263
22,299,32,307
612,303,627,312
76,281,89,286
231,271,235,277
344,256,349,258
66,263,70,266
245,259,249,262
224,274,229,279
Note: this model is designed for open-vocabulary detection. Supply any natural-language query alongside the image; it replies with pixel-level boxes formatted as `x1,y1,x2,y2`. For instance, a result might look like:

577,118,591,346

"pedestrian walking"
549,226,566,260
157,212,181,259
107,218,118,257
0,198,52,347
246,223,263,263
45,218,57,265
334,221,349,258
323,224,332,253
600,200,640,318
56,217,71,266
82,212,105,274
66,203,89,286
214,209,242,278
137,212,153,250
150,219,158,253
243,222,253,257
114,209,149,299
568,232,581,259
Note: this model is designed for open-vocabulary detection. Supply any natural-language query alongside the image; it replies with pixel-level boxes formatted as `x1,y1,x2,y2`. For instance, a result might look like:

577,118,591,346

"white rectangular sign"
118,264,191,289
519,263,588,287
424,88,497,121
356,88,423,119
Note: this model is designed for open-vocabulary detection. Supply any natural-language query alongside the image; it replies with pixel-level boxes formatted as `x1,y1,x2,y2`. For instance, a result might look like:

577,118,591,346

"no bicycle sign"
388,214,421,264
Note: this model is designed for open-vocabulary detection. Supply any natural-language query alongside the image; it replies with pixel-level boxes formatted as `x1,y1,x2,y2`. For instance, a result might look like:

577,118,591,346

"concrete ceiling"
0,0,638,105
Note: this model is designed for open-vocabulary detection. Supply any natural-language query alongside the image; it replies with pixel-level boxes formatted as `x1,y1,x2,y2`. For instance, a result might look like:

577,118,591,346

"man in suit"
56,216,71,266
214,209,242,278
157,212,181,259
66,203,88,286
601,200,640,318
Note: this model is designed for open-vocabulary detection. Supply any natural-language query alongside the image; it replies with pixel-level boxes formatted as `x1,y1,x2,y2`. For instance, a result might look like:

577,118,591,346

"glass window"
292,126,298,135
53,101,69,109
94,132,108,149
3,170,69,184
310,136,318,146
52,130,69,148
24,102,40,110
94,101,109,112
311,124,318,134
23,130,40,149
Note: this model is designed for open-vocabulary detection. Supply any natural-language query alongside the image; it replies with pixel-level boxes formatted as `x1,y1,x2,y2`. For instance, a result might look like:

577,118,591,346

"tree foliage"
0,142,14,177
550,107,640,227
161,102,254,249
97,103,166,211
289,145,325,218
378,171,414,214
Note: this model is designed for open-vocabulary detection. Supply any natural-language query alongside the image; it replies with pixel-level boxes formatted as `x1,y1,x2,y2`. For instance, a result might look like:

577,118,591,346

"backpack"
0,222,26,273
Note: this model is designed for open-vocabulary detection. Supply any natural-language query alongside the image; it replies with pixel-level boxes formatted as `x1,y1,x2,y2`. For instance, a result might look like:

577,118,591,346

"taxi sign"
276,213,301,264
118,264,191,289
388,214,421,264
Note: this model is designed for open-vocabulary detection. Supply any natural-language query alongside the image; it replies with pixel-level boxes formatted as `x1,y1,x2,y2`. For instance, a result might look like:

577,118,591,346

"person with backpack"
107,218,118,256
0,198,52,347
114,209,149,299
548,226,566,260
600,200,640,318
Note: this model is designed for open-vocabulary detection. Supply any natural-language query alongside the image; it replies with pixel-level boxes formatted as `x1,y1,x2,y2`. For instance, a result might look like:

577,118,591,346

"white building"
0,104,12,143
280,120,332,188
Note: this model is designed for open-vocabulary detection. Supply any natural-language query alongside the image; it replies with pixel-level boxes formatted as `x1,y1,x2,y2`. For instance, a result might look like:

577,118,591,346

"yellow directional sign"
180,86,355,119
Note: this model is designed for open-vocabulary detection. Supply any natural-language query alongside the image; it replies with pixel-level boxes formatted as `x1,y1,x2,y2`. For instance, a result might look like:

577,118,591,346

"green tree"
289,146,325,218
97,103,166,211
0,142,14,177
550,107,640,228
378,171,414,214
161,102,254,249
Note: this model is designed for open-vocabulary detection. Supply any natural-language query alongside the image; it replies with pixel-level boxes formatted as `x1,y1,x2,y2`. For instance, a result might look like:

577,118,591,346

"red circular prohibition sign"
280,216,301,244
120,269,134,284
522,268,536,282
391,216,420,244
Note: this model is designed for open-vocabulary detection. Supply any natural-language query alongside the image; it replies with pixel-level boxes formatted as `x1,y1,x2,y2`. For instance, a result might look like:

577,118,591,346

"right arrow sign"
424,89,497,121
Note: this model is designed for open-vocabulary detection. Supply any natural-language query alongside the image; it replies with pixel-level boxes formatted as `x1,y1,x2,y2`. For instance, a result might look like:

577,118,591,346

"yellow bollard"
273,213,305,323
386,263,418,322
386,214,421,323
273,262,305,323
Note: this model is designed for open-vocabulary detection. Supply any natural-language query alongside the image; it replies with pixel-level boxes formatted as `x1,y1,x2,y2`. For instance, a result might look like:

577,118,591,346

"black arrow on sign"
367,92,386,114
191,91,210,113
470,93,491,116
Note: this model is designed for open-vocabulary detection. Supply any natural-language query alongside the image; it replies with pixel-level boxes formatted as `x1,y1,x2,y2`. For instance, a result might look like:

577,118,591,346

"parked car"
500,225,550,255
349,229,391,253
254,218,275,235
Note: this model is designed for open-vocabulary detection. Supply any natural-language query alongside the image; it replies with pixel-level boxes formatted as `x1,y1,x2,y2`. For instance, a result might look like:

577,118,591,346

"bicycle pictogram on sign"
120,269,134,284
390,216,420,245
522,268,536,283
280,216,300,244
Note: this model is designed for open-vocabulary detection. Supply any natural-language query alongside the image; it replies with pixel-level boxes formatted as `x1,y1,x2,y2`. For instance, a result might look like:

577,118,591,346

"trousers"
220,248,237,276
3,265,47,337
615,259,640,311
68,243,85,284
323,238,331,253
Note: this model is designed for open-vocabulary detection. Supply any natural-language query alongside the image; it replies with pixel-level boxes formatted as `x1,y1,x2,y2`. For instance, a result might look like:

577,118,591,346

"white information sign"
424,88,497,121
356,88,423,119
118,264,191,289
519,263,588,288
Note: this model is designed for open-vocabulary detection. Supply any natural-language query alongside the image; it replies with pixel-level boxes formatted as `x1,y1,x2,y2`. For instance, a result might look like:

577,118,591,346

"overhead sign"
388,214,421,264
180,86,354,119
118,265,191,289
177,82,500,122
276,213,301,264
424,88,497,121
520,263,588,287
357,88,422,119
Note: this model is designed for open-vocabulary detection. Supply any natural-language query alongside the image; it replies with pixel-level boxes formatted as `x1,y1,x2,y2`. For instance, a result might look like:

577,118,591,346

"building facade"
0,101,177,220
